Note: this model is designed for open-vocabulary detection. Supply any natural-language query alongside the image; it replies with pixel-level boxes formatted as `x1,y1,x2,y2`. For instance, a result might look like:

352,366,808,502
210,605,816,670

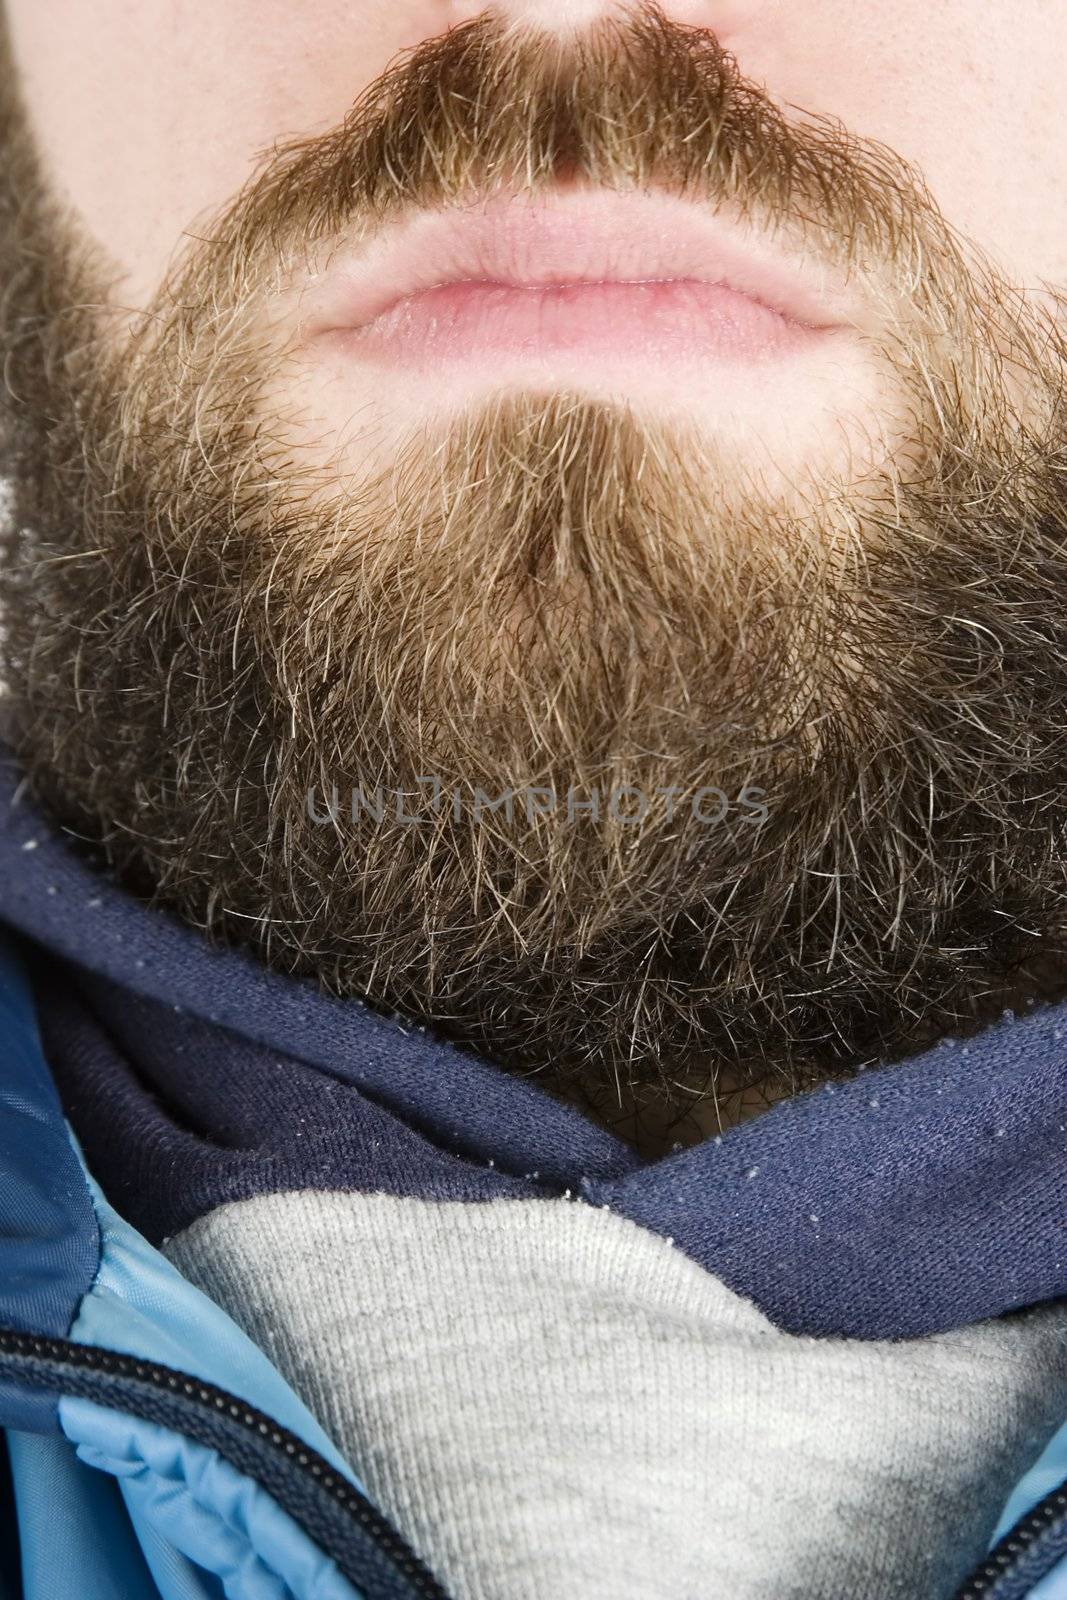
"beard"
3,6,1067,1151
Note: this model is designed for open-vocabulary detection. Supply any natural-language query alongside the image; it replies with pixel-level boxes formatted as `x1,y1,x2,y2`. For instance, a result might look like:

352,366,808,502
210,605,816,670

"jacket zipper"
10,1328,1062,1600
953,1477,1067,1599
0,1328,453,1600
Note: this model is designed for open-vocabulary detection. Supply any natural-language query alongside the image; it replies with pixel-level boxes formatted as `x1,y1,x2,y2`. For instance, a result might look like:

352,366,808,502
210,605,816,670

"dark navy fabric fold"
1,749,1064,1340
0,753,635,1190
0,930,100,1432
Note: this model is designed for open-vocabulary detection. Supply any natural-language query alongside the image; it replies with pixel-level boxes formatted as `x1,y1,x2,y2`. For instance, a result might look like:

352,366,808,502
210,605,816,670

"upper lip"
299,186,862,339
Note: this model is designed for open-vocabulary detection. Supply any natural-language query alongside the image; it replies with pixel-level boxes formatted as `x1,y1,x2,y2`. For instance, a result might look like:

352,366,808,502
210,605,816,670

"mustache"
203,2,966,305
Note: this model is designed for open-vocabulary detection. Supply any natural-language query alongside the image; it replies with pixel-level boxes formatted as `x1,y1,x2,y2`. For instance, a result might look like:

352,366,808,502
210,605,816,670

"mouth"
300,187,861,370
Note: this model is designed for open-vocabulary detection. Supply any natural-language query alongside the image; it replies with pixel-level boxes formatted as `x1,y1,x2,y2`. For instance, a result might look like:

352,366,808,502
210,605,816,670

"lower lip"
323,277,823,367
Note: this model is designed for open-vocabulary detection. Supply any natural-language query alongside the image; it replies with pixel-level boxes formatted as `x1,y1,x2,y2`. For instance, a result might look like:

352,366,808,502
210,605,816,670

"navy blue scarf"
0,748,1063,1339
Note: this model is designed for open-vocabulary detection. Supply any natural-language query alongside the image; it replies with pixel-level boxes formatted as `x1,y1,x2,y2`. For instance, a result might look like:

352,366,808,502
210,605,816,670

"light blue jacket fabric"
0,931,438,1599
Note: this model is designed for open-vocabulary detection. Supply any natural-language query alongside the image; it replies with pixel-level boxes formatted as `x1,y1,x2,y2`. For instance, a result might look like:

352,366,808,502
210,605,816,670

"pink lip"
302,189,858,367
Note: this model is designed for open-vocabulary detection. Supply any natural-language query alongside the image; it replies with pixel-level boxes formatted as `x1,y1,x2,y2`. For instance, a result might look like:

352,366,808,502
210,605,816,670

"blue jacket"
0,749,1065,1599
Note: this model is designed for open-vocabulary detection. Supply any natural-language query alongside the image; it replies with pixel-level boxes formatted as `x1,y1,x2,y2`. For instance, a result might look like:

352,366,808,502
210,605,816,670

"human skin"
5,0,1066,356
6,1,1067,316
3,4,1067,1153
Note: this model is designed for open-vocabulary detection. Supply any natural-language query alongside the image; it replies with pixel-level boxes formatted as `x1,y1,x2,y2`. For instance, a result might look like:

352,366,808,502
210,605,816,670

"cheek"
705,1,1067,290
2,0,416,310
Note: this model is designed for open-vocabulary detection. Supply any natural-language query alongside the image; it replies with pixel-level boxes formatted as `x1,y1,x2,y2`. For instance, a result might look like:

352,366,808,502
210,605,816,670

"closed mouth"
300,186,860,368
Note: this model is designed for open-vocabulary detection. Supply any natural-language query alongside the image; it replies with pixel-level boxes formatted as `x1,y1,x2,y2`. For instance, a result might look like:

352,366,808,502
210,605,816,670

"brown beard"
3,6,1067,1155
